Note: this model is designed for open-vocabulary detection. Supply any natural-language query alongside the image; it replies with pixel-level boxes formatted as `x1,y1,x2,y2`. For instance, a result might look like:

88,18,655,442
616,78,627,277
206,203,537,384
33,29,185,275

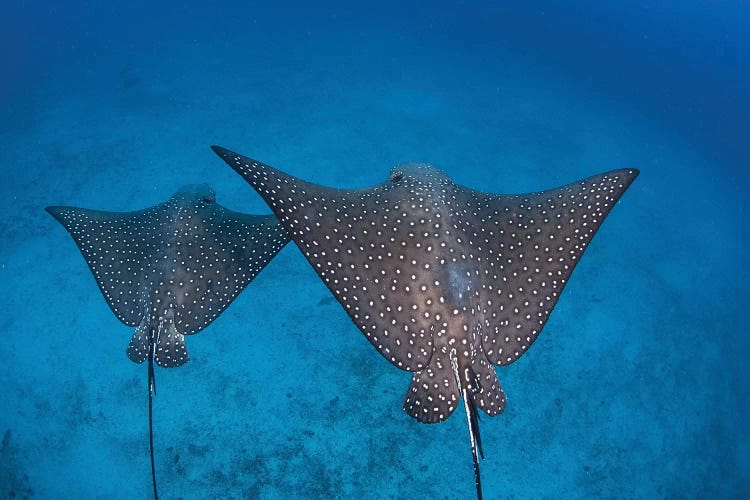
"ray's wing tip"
210,144,231,156
45,205,68,223
624,167,640,180
45,205,67,213
615,167,640,184
212,144,253,166
591,167,639,193
210,145,263,176
619,168,640,194
211,145,251,179
211,145,242,166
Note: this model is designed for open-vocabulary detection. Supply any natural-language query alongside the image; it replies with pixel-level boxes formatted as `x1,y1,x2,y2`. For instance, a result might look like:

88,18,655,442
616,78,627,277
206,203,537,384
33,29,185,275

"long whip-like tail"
148,328,159,500
462,386,483,500
450,349,484,500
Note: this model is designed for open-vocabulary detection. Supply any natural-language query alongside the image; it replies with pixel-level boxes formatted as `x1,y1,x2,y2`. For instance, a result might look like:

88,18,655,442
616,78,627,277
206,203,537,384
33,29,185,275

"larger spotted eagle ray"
46,184,289,499
213,146,638,499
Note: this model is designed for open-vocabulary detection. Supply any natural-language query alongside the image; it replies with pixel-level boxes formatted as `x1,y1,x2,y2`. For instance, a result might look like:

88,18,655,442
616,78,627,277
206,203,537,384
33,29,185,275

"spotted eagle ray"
46,184,290,499
212,145,638,498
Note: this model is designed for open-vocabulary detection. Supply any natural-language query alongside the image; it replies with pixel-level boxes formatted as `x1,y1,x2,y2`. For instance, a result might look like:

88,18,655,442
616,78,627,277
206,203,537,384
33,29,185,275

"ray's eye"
390,171,404,183
203,195,215,203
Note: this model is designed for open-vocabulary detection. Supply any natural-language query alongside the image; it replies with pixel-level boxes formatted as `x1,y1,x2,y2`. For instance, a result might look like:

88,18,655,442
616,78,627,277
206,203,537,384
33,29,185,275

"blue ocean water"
1,1,748,498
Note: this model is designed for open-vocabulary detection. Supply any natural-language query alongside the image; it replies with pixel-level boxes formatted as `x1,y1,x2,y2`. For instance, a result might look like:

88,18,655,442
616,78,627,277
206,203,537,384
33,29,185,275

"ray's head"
171,183,216,205
388,162,451,187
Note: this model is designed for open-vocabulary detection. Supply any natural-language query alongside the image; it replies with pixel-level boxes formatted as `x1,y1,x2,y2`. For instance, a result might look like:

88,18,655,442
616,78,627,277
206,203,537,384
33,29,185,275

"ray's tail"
461,386,484,500
450,349,484,500
148,328,159,500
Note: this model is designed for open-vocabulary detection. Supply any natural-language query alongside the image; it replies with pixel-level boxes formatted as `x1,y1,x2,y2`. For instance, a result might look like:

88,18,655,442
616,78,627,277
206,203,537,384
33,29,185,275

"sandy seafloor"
1,1,749,499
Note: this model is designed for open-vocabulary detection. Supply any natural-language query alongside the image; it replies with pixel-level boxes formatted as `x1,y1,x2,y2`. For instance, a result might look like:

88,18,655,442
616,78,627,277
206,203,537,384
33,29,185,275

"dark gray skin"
213,145,638,500
46,184,290,499
47,184,290,367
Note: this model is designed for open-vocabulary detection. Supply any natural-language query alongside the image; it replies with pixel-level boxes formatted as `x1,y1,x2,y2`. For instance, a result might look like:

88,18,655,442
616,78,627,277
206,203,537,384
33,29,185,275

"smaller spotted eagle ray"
213,146,638,499
46,184,289,499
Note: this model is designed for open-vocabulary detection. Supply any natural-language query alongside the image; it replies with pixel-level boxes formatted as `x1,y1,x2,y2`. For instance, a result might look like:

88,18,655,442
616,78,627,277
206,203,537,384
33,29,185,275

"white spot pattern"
214,146,638,423
47,184,290,368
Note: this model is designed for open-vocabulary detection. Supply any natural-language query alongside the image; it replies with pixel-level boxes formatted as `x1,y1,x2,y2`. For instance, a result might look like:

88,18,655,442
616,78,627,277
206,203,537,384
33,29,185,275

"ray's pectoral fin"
154,311,189,368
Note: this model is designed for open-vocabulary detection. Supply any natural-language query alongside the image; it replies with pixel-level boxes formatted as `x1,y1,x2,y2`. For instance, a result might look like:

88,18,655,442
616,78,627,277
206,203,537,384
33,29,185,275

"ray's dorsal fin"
212,145,638,500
